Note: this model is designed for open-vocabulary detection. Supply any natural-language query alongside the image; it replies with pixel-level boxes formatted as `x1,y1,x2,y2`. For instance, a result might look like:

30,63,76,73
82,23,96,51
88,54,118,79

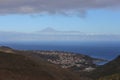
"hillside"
0,51,81,80
0,46,104,72
0,46,15,53
98,73,120,80
21,50,105,72
1,46,119,80
87,55,120,80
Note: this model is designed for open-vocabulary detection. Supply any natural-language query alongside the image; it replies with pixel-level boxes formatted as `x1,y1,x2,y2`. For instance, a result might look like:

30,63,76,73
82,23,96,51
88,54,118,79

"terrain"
0,48,81,80
94,55,120,80
0,46,105,71
0,46,119,80
81,55,120,80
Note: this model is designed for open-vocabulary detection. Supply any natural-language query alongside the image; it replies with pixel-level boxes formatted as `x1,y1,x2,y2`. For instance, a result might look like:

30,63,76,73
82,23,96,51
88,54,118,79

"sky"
0,0,120,42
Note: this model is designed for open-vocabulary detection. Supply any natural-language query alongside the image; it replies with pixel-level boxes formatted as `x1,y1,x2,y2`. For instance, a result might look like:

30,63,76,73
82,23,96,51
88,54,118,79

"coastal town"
0,46,103,72
32,50,97,71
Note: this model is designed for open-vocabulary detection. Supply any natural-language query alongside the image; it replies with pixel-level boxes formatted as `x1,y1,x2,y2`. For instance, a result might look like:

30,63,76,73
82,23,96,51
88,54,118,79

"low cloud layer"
0,0,120,15
0,31,120,42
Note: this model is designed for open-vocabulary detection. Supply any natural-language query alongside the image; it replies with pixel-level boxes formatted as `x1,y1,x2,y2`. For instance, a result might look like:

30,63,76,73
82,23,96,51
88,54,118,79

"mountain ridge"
0,49,81,80
0,46,119,80
0,46,106,72
84,55,120,80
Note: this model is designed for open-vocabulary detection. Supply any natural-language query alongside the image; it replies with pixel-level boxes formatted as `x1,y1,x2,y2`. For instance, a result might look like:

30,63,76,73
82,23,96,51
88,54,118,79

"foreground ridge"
0,46,106,72
1,46,118,80
0,48,81,80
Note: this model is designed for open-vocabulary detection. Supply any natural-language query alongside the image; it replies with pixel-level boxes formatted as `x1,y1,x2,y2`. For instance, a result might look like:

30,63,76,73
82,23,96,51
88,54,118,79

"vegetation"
0,51,81,80
87,55,120,80
98,73,120,80
0,46,120,80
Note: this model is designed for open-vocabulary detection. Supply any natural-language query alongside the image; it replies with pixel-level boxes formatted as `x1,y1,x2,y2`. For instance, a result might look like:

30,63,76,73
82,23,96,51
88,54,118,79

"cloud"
0,30,120,42
0,0,120,15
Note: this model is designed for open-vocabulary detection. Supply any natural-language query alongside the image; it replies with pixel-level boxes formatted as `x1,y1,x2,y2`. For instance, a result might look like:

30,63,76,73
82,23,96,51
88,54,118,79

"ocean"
0,41,120,61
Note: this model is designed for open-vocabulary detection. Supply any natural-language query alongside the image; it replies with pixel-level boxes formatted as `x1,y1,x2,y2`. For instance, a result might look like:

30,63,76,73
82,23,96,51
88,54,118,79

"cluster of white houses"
34,51,93,69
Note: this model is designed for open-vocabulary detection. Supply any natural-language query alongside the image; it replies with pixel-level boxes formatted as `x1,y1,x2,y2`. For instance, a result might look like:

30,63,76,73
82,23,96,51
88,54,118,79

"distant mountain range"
37,27,84,34
40,27,58,32
0,27,120,42
0,46,119,80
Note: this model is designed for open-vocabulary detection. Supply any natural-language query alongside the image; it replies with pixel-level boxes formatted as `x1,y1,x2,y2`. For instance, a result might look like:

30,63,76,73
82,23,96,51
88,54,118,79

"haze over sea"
1,41,120,61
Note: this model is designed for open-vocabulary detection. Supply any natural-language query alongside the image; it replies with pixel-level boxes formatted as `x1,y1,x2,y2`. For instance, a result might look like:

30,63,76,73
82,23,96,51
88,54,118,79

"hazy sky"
0,0,120,34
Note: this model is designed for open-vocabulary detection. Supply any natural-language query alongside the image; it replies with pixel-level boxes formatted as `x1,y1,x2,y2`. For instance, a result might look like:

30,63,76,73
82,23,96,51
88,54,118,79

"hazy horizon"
0,27,120,42
0,0,120,42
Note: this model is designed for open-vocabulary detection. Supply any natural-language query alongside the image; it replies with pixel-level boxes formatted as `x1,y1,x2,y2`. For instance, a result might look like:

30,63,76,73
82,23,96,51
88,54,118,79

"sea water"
1,41,120,61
